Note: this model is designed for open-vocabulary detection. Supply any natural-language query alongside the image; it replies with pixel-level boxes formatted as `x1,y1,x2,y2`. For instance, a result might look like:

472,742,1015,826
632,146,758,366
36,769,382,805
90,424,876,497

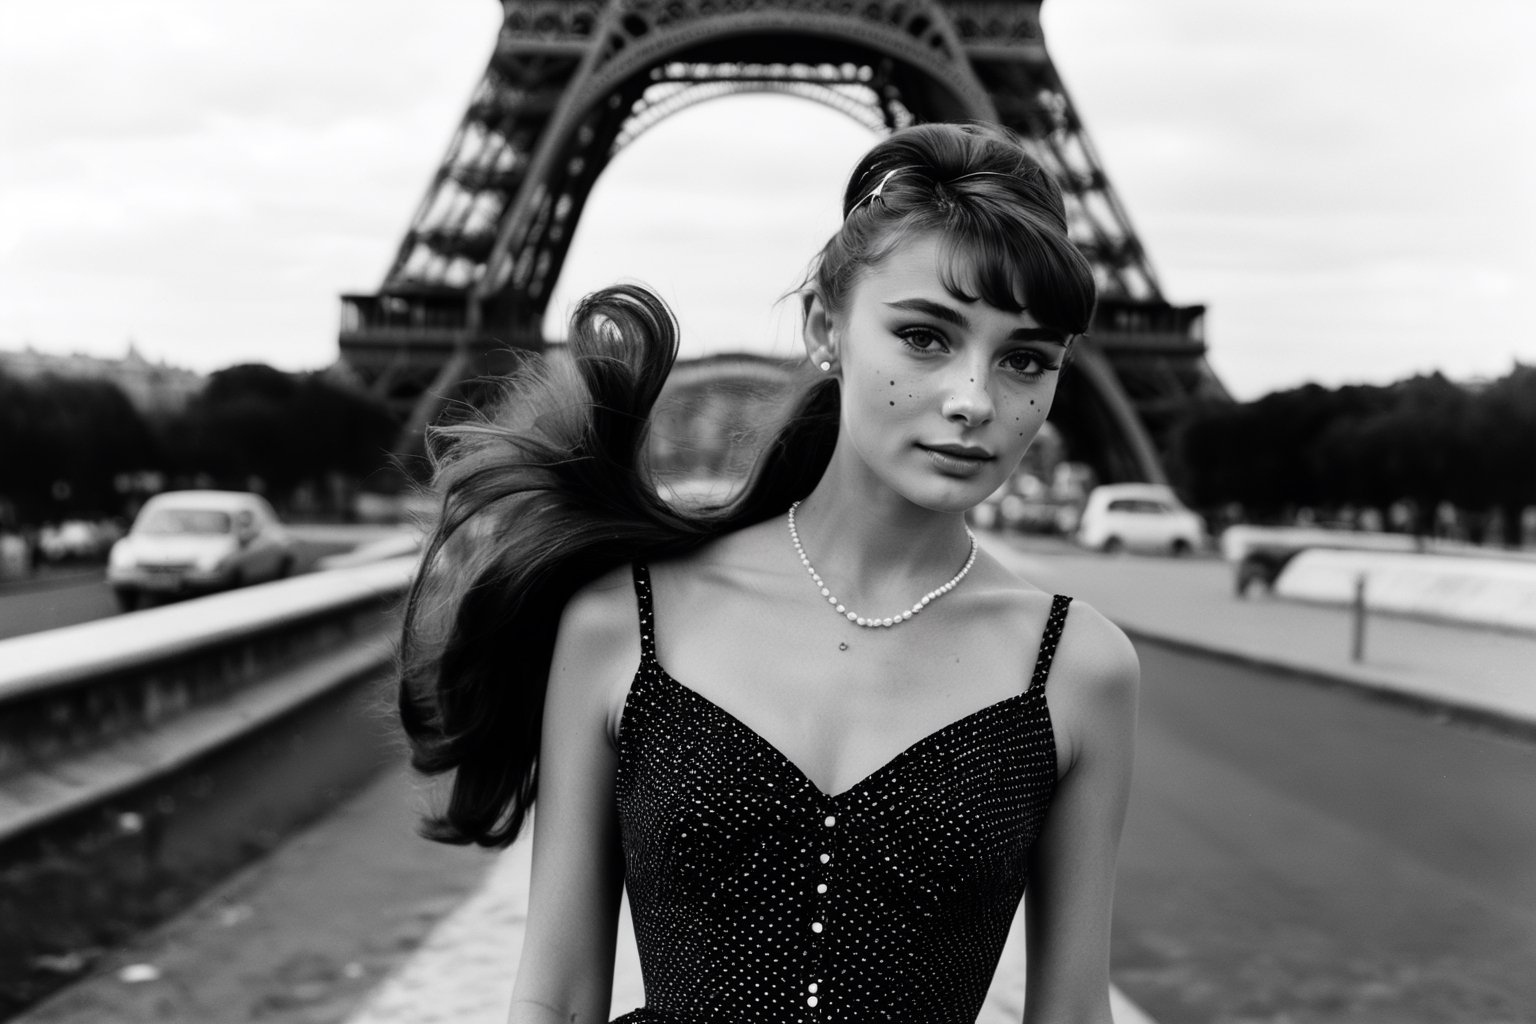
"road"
0,573,118,641
1114,643,1536,1023
0,526,407,642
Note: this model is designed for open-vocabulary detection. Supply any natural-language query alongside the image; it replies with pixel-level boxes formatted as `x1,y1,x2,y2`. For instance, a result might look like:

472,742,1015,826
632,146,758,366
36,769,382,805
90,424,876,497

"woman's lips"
919,444,994,476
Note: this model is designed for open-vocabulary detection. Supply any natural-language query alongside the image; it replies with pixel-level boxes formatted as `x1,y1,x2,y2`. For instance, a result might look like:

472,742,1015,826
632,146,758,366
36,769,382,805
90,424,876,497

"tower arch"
339,0,1229,484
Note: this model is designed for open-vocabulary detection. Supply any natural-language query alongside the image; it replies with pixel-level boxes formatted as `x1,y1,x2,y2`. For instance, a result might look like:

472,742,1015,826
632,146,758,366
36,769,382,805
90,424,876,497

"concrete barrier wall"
0,558,418,1012
1219,525,1418,563
1274,549,1536,633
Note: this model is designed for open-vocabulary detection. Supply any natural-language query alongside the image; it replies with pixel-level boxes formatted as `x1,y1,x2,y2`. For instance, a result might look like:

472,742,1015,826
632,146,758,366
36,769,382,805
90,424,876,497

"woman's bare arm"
508,568,640,1024
1022,601,1140,1024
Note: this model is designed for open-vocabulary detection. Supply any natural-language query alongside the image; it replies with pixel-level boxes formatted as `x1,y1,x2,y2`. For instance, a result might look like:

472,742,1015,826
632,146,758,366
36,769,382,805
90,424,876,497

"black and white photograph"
2,2,1534,1022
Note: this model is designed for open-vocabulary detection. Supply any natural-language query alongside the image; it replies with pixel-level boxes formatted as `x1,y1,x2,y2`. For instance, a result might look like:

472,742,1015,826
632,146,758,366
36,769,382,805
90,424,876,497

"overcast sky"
2,0,1531,399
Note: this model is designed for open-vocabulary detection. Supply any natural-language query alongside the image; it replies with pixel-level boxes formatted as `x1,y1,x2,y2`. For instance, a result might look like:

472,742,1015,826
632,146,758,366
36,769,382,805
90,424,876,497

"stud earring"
819,360,832,372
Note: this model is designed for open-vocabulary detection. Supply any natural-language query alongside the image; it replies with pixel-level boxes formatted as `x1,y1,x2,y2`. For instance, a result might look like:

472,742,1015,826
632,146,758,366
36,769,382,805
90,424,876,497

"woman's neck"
789,473,975,603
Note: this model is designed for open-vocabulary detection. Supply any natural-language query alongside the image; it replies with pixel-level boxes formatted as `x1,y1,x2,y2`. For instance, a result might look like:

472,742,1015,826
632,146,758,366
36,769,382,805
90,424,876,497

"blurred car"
970,482,1081,536
107,491,295,610
38,519,122,562
1076,483,1206,555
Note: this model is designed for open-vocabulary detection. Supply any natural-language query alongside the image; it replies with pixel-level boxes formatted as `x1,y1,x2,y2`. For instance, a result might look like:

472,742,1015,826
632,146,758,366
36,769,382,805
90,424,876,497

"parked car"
107,491,295,610
970,479,1082,536
1076,484,1206,555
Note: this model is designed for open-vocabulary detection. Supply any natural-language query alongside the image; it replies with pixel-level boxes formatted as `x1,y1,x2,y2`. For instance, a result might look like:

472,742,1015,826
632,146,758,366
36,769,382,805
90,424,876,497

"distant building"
0,342,204,415
648,352,800,484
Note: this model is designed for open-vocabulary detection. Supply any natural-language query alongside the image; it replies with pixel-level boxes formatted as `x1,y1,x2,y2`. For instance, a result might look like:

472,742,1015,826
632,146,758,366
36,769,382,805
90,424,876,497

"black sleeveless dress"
612,564,1070,1023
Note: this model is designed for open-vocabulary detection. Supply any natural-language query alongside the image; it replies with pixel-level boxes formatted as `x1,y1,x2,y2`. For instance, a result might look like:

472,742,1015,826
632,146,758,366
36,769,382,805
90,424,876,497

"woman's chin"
893,474,1005,516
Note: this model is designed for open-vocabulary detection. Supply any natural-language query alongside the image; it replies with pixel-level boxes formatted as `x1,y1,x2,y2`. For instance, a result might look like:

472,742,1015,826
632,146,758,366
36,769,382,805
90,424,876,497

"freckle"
889,401,895,406
889,380,895,386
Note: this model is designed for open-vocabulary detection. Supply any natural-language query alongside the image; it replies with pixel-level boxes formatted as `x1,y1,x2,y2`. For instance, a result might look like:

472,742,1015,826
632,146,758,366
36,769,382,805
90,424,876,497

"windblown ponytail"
398,284,835,846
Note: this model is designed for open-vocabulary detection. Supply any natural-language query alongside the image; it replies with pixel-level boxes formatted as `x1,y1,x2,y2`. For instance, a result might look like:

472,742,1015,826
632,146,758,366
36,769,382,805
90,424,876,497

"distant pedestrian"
399,122,1139,1024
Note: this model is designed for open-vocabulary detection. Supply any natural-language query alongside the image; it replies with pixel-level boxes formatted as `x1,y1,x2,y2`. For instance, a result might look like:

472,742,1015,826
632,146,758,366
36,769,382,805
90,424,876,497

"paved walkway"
987,541,1536,736
342,540,1536,1024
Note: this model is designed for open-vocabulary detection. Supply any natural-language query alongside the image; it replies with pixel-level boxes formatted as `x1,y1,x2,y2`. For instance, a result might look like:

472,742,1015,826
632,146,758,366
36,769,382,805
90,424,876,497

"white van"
1076,483,1205,555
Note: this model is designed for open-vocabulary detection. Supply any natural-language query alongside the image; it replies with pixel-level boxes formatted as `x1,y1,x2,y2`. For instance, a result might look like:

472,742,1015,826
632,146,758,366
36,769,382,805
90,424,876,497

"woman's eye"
897,328,947,352
1003,351,1056,377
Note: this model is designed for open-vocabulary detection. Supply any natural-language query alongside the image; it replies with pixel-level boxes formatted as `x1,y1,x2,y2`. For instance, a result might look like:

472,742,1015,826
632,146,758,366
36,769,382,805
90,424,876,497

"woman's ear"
801,292,838,373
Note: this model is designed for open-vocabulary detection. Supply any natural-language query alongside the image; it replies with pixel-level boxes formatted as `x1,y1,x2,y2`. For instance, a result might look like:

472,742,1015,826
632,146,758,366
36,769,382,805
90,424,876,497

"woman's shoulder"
1054,597,1140,698
555,523,782,657
645,518,784,591
972,547,1138,695
556,564,642,662
552,564,648,741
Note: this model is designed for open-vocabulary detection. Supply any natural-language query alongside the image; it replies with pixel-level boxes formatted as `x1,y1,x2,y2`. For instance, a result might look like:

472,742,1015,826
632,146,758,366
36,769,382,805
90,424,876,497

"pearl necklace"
786,501,979,629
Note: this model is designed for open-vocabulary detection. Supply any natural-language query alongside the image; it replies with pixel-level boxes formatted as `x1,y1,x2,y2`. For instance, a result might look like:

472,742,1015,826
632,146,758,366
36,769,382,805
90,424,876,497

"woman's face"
824,233,1070,513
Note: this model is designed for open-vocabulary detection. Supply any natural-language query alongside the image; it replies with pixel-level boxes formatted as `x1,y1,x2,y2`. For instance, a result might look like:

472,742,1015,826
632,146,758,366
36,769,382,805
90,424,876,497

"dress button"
824,815,836,827
819,853,831,864
807,996,819,1008
817,883,828,894
811,921,824,934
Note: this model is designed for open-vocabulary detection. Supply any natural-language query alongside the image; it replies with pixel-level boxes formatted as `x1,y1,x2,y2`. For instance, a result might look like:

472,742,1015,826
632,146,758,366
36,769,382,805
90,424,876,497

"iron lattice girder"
384,0,1160,309
343,0,1228,481
617,61,916,145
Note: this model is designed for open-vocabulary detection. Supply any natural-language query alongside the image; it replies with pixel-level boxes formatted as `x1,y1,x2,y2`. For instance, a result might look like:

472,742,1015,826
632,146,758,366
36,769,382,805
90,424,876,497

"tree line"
0,364,398,526
1169,365,1536,546
7,356,1532,544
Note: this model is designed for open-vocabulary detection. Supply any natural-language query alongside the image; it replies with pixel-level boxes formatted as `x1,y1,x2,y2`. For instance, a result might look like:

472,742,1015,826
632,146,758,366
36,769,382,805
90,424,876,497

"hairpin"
848,168,900,217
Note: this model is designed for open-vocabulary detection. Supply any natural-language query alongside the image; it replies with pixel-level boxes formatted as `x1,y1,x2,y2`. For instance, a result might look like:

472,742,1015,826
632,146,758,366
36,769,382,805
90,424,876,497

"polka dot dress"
612,565,1070,1023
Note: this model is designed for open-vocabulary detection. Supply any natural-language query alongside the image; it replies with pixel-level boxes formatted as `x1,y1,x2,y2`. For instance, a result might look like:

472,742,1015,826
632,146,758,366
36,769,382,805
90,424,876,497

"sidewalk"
984,540,1536,737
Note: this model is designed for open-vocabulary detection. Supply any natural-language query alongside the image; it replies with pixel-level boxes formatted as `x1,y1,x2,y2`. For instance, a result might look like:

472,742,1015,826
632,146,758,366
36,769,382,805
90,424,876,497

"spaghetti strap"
1028,594,1072,692
631,563,658,664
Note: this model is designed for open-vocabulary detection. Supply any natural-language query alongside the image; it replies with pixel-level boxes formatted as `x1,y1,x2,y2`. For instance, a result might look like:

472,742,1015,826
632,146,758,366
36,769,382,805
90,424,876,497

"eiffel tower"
338,0,1229,483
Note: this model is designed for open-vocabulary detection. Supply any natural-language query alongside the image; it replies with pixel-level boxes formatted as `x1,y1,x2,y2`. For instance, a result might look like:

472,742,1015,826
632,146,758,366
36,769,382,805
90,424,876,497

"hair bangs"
931,208,1096,337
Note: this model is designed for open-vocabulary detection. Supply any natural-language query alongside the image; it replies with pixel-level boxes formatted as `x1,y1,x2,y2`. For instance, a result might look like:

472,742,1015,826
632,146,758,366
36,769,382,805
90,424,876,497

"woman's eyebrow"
885,298,1068,345
885,297,968,327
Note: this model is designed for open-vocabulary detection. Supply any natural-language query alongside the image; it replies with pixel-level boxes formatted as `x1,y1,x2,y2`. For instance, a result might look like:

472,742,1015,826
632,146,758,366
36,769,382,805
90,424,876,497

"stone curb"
1119,625,1536,745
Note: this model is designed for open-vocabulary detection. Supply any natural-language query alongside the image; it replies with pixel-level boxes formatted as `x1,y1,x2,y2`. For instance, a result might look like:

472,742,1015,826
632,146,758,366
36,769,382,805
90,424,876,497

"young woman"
400,121,1139,1024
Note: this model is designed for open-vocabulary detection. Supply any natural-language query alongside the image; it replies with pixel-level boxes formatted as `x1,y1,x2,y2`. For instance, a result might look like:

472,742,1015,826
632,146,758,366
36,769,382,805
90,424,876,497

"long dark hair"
398,122,1095,847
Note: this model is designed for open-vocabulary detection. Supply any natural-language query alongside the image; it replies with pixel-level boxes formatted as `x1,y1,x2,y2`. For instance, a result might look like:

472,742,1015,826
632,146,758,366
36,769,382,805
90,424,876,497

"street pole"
1351,573,1367,663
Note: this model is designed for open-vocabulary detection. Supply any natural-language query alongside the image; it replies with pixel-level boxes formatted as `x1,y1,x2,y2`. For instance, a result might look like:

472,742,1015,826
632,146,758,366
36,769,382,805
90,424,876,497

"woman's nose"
940,369,995,427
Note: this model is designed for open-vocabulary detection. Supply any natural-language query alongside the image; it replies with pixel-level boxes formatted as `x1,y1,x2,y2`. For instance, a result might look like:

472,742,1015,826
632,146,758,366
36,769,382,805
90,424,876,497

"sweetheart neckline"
622,660,1052,802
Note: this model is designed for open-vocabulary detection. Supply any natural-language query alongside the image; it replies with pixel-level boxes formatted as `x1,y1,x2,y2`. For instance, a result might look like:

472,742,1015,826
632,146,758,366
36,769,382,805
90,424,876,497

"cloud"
0,1,499,367
1,0,1531,401
1043,0,1536,396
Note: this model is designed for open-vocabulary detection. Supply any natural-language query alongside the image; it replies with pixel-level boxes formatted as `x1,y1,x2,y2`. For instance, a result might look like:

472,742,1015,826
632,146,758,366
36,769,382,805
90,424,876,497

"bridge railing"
0,559,418,1005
